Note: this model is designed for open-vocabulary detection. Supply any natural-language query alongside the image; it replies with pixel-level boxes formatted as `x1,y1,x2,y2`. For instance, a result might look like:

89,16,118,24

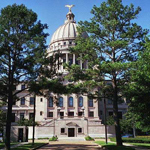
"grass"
0,142,5,149
95,141,135,150
0,142,19,149
110,137,150,143
129,143,150,148
11,143,46,150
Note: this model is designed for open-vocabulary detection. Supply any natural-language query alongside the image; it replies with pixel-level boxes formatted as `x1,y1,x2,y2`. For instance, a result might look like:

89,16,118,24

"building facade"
1,7,128,142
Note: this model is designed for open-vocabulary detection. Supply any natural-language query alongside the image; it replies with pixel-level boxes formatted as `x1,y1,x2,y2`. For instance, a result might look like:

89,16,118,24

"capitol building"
2,6,128,142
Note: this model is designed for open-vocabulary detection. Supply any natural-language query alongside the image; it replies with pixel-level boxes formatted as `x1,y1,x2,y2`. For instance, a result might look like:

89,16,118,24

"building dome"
50,11,88,46
50,21,77,44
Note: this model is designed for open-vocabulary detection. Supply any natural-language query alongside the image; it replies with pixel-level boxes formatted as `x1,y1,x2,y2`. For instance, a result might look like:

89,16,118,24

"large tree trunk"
113,76,122,146
5,89,13,150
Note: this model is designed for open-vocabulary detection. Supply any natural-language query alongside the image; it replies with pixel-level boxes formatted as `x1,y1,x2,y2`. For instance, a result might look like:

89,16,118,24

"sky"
0,0,150,45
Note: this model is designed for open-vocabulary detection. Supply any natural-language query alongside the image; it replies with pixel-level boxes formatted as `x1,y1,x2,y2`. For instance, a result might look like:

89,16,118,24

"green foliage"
67,0,148,146
17,118,38,126
106,116,115,125
49,136,58,141
123,38,150,132
110,137,150,143
0,4,49,149
85,136,94,141
37,137,49,140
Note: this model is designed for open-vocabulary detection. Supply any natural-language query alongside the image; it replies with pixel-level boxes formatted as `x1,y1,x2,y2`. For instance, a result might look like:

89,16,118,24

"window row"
13,97,94,107
48,97,94,107
47,111,94,118
11,112,34,122
61,128,82,134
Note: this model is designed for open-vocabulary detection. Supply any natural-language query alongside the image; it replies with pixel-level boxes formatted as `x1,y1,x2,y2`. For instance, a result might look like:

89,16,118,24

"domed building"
2,6,127,142
29,7,116,139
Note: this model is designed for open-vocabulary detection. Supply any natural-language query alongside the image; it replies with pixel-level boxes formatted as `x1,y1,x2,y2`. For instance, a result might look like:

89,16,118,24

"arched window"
88,99,93,107
68,97,73,107
78,96,83,107
49,97,53,107
59,97,63,107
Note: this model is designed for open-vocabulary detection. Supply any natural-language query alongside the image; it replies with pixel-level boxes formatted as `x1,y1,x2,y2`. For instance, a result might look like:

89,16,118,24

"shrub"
49,136,58,141
37,137,49,140
85,136,94,141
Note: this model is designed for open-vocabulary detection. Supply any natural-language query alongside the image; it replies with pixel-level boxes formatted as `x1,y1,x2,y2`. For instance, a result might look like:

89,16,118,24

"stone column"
84,96,88,118
94,99,99,118
66,53,68,63
73,54,75,64
80,54,82,69
44,97,48,119
74,94,78,117
64,95,68,117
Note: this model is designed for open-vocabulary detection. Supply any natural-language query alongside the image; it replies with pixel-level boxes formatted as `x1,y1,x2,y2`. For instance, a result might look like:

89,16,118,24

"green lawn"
95,141,135,150
0,143,5,149
129,143,150,148
0,142,19,149
11,143,46,150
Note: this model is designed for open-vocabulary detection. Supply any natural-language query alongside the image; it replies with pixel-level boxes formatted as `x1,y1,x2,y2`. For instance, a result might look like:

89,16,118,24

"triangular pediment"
66,122,78,126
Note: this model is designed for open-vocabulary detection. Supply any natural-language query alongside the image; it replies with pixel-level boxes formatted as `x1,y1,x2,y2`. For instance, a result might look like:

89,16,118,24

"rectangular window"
20,113,24,120
30,97,34,105
61,128,65,133
20,97,25,105
40,111,43,116
100,111,103,115
21,84,25,90
109,112,113,116
68,97,73,107
89,111,94,117
12,100,16,105
69,59,73,66
40,98,43,102
88,99,93,107
11,113,15,122
29,113,34,120
78,112,83,117
60,112,64,117
59,97,63,107
78,128,82,133
68,112,74,117
49,97,53,107
118,112,122,119
48,112,53,118
108,99,113,104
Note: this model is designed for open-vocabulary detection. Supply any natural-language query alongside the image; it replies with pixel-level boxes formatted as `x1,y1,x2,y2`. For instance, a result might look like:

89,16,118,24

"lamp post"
104,92,108,144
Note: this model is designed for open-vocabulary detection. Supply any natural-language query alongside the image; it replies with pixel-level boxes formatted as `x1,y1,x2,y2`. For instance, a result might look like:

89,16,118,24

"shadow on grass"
104,145,135,150
11,143,46,150
95,141,135,150
37,143,101,150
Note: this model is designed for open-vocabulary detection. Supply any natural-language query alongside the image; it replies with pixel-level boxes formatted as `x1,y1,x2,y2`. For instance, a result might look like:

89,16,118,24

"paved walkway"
37,141,102,150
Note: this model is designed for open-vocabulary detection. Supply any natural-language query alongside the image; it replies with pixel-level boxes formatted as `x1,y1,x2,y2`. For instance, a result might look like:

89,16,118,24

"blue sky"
0,0,150,45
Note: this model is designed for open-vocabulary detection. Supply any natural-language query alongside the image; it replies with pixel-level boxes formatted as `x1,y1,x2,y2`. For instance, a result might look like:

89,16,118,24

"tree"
67,0,147,146
124,37,150,132
0,4,48,150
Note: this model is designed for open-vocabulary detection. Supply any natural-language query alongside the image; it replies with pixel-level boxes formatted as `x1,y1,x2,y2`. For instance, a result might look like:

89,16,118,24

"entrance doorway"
68,128,75,137
18,128,23,142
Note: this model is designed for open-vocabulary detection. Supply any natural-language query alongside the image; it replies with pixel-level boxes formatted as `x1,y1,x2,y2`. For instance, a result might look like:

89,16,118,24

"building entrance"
68,128,75,137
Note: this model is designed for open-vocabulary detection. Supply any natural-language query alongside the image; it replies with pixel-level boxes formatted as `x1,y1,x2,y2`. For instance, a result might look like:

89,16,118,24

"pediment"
66,122,78,126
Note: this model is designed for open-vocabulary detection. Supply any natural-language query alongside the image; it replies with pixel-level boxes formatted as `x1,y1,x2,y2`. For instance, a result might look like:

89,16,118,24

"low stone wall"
28,126,54,139
88,125,115,138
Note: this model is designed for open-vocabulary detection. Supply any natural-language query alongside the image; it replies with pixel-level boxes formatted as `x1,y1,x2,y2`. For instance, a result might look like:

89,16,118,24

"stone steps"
58,137,85,141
